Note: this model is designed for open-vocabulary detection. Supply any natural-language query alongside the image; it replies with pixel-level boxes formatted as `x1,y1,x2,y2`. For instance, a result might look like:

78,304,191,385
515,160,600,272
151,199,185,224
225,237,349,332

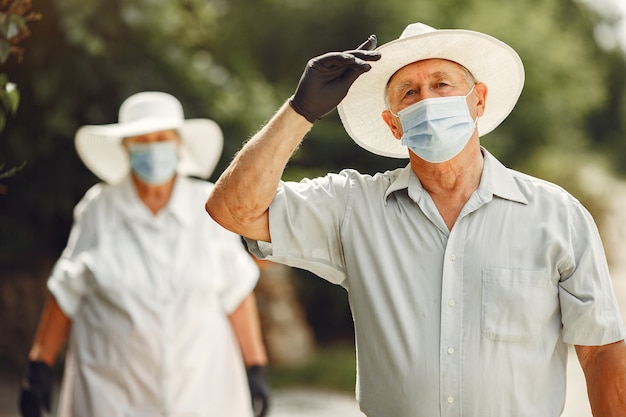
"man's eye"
405,89,417,97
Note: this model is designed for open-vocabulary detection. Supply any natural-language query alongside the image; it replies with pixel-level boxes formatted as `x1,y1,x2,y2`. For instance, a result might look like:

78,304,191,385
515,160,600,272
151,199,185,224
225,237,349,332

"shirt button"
447,396,454,403
448,300,456,307
449,254,456,261
447,347,454,355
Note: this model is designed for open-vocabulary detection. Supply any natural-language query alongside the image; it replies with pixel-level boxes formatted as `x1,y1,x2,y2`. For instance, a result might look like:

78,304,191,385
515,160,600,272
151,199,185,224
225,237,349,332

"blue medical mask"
128,140,179,185
393,85,477,163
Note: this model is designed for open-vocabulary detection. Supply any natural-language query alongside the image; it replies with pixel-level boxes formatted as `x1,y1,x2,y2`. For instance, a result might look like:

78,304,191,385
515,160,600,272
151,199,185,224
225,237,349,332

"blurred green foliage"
267,342,357,392
1,0,626,341
0,74,18,134
0,0,39,178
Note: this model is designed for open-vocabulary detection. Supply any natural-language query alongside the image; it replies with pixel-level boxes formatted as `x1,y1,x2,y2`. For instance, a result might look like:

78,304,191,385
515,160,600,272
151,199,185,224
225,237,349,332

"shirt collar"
116,175,192,226
384,163,413,200
167,176,194,226
481,148,527,204
384,147,528,205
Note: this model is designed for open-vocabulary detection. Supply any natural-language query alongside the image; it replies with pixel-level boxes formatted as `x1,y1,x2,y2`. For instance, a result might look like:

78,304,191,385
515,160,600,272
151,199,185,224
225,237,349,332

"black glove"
18,361,53,417
289,35,381,123
247,365,270,417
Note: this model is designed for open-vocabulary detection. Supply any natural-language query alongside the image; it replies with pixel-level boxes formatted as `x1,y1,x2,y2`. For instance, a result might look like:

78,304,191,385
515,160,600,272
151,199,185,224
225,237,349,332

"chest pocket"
481,268,556,343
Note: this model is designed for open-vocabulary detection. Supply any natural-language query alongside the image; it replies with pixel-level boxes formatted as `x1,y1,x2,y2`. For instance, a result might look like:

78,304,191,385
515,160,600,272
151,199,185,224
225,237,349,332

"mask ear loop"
465,83,480,131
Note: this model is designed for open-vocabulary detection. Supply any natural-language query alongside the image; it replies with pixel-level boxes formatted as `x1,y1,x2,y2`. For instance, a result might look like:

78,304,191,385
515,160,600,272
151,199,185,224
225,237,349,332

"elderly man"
206,23,626,416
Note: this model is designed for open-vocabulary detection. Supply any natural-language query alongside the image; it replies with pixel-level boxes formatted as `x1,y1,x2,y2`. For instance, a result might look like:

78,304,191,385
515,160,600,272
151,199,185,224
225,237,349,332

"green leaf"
7,14,25,38
0,12,8,38
6,20,21,39
4,83,19,114
0,79,19,129
0,161,27,180
0,40,9,63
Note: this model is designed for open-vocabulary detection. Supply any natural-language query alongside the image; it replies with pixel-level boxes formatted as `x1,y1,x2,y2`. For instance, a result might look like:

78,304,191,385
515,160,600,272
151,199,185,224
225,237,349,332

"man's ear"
474,82,488,118
382,110,403,140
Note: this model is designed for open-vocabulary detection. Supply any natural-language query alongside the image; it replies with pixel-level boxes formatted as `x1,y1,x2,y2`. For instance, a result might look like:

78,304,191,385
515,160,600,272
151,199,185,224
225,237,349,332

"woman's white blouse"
48,176,259,417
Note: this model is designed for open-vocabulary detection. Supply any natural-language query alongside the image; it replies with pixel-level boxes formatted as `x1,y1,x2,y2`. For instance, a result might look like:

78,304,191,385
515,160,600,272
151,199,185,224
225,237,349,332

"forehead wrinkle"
388,65,464,87
387,69,461,95
431,70,454,80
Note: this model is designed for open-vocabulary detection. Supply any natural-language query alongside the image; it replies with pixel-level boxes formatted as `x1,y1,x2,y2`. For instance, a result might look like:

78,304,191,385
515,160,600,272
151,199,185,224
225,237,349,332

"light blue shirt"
247,149,626,417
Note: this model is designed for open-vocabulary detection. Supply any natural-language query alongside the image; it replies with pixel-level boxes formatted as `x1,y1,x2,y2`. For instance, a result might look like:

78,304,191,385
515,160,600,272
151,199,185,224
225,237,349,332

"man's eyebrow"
391,80,414,93
390,70,457,87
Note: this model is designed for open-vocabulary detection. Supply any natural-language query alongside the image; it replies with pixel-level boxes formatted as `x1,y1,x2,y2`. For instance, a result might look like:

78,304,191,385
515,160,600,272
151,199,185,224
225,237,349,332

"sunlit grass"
266,342,357,393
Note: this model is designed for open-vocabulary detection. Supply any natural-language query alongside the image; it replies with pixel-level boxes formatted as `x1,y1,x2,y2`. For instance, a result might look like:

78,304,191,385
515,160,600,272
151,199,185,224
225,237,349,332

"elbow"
205,187,271,241
205,195,228,228
205,192,255,235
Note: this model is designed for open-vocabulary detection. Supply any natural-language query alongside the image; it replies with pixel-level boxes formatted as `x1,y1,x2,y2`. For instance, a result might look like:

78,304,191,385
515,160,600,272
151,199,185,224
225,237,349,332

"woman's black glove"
247,365,271,417
289,35,380,123
18,361,52,417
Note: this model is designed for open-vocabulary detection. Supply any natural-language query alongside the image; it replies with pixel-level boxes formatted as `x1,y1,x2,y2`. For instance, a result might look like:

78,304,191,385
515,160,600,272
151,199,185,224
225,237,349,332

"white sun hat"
337,22,525,158
75,91,224,184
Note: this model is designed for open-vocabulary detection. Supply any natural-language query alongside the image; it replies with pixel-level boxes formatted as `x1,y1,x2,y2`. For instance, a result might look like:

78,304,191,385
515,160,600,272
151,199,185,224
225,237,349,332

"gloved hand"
18,361,52,417
247,365,271,417
289,35,381,123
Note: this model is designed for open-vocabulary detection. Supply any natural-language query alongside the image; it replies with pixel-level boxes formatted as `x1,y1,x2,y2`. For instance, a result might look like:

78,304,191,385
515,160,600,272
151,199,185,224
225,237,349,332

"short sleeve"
559,197,626,345
245,172,352,286
215,228,260,314
47,185,104,317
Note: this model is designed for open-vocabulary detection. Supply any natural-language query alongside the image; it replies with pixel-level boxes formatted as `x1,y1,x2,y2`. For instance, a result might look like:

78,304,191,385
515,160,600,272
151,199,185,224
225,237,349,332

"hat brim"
75,117,223,184
337,28,525,158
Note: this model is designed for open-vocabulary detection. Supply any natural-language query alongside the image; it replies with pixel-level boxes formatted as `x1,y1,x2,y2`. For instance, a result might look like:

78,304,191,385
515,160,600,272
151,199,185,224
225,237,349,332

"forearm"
576,340,626,416
229,293,268,367
206,101,312,241
28,294,71,366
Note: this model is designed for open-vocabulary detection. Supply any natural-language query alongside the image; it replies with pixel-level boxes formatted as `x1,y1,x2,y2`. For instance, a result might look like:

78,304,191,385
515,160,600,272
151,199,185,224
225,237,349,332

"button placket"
439,220,467,416
160,305,175,416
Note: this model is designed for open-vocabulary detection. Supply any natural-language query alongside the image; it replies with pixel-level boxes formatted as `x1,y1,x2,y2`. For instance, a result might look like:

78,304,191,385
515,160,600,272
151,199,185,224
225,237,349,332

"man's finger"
350,50,381,62
356,34,377,51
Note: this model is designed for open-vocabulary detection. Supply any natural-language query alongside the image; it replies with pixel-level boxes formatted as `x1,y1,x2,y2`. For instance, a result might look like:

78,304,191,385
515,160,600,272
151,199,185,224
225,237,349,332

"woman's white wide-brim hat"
337,22,525,158
75,91,224,184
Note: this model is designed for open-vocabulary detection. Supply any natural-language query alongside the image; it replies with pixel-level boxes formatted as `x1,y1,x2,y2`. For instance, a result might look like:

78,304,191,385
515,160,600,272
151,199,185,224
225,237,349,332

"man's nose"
417,86,439,101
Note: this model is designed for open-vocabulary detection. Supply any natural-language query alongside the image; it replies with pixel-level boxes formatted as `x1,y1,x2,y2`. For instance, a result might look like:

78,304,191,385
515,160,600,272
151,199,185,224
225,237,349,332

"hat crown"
75,91,224,183
119,92,184,124
337,22,525,158
399,23,436,39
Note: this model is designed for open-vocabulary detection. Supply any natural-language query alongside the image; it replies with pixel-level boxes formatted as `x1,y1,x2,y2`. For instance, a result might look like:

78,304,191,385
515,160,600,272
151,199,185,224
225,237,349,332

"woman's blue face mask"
127,140,179,185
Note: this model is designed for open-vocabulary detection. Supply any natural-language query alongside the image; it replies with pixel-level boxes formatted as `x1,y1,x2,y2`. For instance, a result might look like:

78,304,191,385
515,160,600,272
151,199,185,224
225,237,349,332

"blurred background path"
0,358,604,417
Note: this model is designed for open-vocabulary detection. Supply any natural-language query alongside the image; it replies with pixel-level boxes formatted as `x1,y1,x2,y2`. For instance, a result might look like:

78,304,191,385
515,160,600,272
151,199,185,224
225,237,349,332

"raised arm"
205,36,381,242
206,103,311,242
